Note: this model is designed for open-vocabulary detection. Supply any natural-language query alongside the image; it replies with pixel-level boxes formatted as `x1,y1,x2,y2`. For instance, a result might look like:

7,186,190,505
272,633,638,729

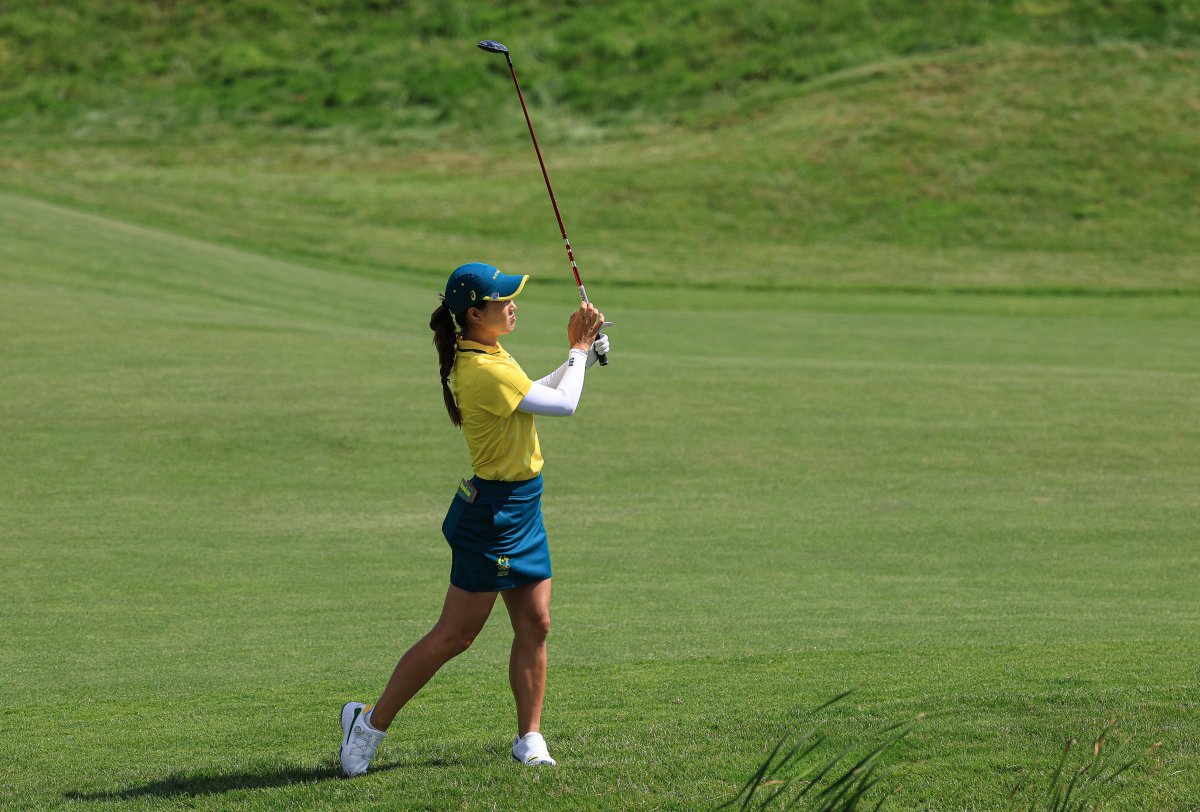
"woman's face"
469,299,517,338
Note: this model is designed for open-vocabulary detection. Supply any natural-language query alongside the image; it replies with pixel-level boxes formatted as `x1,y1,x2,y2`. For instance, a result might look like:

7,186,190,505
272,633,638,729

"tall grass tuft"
724,702,1161,811
717,691,922,811
1008,720,1160,812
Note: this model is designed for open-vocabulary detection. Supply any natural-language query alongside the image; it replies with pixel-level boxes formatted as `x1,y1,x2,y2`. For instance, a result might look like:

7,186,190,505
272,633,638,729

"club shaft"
500,50,608,365
505,59,585,292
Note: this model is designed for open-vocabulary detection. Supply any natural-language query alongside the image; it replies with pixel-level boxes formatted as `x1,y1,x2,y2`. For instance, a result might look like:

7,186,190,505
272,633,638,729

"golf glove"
587,333,610,368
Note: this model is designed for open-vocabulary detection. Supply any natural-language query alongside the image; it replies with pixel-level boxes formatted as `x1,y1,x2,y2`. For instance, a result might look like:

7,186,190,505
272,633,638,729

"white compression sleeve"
534,359,570,389
517,349,588,417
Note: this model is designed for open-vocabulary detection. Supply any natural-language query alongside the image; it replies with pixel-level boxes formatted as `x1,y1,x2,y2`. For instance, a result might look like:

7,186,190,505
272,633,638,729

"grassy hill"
2,0,1198,134
1,45,1197,294
2,2,1198,293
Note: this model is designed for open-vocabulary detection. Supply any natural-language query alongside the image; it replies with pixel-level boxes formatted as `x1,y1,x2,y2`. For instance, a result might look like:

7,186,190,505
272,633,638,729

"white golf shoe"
339,702,386,777
512,731,557,765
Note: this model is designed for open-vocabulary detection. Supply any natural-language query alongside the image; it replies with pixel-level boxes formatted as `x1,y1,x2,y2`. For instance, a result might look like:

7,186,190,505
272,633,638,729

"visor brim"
482,274,529,301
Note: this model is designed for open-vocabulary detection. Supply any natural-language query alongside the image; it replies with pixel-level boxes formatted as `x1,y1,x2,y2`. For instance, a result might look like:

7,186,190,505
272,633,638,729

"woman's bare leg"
369,585,499,731
502,579,552,736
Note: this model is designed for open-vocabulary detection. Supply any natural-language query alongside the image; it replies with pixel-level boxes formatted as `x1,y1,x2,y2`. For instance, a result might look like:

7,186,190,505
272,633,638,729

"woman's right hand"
567,302,605,352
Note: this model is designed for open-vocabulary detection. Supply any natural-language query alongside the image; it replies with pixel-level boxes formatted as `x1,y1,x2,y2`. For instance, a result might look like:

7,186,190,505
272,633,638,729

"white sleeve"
533,359,570,389
517,350,588,417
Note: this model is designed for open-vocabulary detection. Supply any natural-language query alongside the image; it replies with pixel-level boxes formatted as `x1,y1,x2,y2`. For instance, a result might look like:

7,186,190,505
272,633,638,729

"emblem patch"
496,556,511,576
457,478,478,503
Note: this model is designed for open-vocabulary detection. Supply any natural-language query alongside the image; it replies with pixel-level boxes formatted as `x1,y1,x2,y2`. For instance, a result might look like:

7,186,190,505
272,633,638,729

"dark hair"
430,301,468,427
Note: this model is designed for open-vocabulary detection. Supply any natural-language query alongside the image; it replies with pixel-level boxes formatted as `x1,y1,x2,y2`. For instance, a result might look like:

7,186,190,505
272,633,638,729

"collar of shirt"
457,338,508,357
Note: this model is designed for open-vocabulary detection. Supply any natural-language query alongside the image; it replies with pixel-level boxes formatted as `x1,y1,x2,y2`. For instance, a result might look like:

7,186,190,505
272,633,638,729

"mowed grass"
2,187,1198,810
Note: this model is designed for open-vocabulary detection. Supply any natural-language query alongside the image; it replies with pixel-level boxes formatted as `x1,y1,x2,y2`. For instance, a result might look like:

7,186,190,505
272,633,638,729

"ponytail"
430,301,464,427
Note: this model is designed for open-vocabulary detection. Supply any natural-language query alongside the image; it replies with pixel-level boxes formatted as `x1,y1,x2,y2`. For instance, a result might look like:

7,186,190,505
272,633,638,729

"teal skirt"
441,474,551,592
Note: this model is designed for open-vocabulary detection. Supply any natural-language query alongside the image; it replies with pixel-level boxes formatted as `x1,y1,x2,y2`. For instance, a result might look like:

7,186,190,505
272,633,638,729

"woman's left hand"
587,333,610,368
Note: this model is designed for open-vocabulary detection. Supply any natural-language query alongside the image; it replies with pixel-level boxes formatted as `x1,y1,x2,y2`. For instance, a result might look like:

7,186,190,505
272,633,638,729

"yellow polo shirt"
451,339,543,481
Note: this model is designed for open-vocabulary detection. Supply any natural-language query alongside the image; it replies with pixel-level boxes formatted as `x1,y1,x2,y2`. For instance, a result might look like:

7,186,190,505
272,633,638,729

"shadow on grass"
62,758,449,801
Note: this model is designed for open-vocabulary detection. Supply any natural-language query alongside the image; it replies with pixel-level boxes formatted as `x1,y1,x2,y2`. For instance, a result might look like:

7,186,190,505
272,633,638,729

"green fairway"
3,1,1200,808
2,189,1197,809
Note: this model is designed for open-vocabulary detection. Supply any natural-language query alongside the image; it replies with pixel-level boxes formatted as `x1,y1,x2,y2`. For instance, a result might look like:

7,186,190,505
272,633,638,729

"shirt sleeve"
475,358,534,417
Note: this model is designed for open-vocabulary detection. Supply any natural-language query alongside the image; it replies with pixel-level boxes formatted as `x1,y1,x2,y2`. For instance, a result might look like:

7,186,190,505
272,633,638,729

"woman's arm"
518,349,588,416
517,302,606,417
532,333,609,387
533,359,570,389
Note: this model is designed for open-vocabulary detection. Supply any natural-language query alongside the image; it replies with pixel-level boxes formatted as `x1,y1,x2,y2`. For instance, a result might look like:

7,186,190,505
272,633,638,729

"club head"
477,40,509,55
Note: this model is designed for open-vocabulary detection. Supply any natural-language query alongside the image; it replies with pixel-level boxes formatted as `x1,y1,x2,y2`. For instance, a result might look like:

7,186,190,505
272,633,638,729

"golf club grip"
597,333,608,366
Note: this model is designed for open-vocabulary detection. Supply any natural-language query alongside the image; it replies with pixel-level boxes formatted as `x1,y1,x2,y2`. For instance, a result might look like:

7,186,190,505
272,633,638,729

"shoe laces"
349,723,385,758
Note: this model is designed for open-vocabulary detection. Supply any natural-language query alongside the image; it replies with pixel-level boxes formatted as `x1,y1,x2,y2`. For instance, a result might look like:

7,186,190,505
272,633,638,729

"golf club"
477,38,609,366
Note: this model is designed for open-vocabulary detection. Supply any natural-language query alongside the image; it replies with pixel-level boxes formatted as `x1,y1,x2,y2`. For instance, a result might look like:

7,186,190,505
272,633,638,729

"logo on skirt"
496,556,511,576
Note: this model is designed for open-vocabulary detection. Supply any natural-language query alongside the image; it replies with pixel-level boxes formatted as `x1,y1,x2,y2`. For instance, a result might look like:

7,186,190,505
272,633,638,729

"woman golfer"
339,262,608,775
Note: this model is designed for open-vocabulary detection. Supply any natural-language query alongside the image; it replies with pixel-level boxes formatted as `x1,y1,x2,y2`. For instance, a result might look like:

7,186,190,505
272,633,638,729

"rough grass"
2,0,1199,136
3,42,1199,295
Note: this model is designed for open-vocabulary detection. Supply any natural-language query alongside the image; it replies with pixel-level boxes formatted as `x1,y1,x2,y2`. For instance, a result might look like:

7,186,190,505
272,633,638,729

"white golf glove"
586,332,611,368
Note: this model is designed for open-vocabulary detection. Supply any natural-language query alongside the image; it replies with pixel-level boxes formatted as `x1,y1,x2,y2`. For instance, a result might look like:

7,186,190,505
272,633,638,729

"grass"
718,692,922,810
2,1,1199,808
3,1,1197,136
2,186,1198,809
1009,720,1153,812
4,41,1199,296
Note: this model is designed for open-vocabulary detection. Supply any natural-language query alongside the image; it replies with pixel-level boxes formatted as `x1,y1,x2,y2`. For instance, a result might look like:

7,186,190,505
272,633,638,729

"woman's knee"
515,611,551,643
430,626,479,657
